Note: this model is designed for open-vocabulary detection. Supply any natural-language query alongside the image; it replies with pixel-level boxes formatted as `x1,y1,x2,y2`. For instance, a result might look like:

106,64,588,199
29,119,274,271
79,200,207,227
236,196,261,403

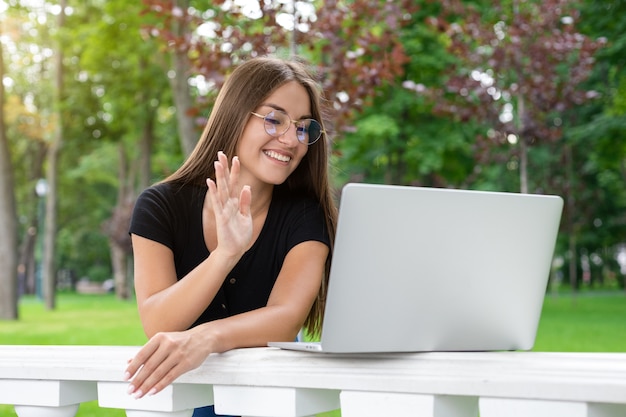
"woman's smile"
263,149,292,163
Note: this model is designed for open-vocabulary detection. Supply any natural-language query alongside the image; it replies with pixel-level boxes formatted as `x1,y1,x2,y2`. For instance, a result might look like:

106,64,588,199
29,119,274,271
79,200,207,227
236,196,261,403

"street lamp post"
35,178,48,300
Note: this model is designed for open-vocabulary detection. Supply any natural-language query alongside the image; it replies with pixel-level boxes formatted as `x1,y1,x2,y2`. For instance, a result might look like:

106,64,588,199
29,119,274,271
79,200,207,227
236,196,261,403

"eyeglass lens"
264,111,322,145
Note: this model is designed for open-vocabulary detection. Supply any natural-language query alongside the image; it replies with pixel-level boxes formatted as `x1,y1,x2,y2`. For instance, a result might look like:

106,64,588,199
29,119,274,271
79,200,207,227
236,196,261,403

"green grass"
0,293,146,345
534,290,626,352
0,291,625,417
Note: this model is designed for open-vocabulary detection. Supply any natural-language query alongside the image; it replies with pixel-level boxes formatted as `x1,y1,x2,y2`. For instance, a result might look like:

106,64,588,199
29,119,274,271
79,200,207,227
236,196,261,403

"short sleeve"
284,198,331,252
129,184,178,250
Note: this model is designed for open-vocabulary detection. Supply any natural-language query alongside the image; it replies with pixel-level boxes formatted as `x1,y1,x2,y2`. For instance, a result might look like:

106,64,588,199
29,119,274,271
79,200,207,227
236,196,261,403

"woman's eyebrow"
259,103,312,120
260,103,286,113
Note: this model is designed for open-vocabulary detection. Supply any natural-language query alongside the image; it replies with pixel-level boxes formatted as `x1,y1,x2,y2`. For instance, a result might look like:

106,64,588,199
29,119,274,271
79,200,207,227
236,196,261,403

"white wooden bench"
0,345,625,417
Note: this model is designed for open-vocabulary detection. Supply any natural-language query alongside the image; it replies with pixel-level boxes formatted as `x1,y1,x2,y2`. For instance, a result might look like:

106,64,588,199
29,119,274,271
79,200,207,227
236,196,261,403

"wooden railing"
1,345,625,417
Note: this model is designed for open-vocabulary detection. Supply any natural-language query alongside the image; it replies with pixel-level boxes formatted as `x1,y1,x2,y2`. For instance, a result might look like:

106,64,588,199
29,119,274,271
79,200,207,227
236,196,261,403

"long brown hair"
165,56,337,336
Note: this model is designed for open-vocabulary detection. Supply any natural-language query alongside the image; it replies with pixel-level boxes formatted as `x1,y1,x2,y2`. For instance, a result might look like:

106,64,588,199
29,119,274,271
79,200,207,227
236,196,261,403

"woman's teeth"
264,150,291,162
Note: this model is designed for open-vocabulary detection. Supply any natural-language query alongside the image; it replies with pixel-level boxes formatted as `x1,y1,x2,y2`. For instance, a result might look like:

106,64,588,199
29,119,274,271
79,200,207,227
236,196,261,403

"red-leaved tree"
141,0,417,143
427,0,604,193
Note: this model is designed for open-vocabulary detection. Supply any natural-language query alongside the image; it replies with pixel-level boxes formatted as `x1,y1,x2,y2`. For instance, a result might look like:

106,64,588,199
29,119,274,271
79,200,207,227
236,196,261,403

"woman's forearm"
138,248,241,336
200,304,307,353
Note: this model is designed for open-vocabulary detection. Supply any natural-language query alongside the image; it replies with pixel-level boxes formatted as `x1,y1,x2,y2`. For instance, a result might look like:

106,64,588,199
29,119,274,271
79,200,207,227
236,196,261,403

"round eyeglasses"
250,110,324,145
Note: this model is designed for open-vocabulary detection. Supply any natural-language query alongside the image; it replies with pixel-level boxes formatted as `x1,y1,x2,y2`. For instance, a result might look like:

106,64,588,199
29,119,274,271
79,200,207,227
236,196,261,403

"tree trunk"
104,143,134,300
139,103,154,190
42,128,60,309
42,0,67,310
170,0,197,156
114,144,128,300
110,240,129,299
20,144,46,295
519,137,529,194
18,220,36,296
564,143,578,292
517,95,529,194
0,23,19,320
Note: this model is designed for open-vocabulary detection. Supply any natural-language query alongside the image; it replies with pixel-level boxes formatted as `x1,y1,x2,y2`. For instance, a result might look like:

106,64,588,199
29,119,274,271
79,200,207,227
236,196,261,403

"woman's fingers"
213,152,243,205
211,152,248,213
131,360,179,399
124,334,185,399
214,160,229,207
229,156,241,199
124,339,159,381
217,151,230,180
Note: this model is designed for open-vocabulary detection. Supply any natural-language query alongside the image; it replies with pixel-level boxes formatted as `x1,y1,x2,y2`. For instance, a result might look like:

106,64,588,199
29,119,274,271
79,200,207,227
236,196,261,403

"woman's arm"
124,239,329,398
132,234,241,337
134,153,252,336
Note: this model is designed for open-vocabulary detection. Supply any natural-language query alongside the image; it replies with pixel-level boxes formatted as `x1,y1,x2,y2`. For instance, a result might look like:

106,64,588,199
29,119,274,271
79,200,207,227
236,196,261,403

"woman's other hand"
124,327,212,399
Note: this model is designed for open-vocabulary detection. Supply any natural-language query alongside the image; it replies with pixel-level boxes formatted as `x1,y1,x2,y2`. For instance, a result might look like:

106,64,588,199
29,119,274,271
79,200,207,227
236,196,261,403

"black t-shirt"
129,182,330,328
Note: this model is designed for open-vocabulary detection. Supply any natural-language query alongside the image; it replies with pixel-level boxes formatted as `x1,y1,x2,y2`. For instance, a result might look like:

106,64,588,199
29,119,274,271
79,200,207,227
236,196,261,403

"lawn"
0,293,146,345
0,290,625,416
534,290,626,352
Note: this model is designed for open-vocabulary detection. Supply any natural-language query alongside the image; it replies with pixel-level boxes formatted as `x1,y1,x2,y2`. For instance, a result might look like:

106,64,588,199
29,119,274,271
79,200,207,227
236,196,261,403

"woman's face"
235,81,311,187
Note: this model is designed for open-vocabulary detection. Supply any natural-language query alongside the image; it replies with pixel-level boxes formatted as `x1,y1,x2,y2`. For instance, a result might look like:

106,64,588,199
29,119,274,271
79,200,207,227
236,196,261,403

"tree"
1,2,51,299
1,1,55,308
334,2,477,187
427,0,604,194
3,0,621,304
142,0,416,145
141,0,291,155
39,0,68,310
561,0,626,289
3,0,179,306
162,0,197,156
417,0,608,290
0,20,19,320
77,0,173,299
305,0,417,134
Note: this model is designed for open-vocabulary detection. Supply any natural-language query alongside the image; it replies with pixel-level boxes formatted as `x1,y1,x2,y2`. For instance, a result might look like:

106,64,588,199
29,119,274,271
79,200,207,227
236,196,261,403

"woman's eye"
266,117,281,125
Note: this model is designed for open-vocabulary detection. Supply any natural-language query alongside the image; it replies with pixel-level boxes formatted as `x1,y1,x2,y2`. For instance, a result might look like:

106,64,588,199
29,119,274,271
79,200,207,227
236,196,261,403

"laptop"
268,183,563,353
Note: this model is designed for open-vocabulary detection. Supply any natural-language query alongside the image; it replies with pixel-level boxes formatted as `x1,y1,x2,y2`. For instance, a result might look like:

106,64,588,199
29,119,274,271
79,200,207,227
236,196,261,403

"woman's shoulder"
133,182,205,222
131,181,205,239
138,181,204,203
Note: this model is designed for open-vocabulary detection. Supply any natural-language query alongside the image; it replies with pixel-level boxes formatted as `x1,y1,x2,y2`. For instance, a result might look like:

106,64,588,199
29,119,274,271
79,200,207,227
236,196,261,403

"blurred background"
0,0,625,317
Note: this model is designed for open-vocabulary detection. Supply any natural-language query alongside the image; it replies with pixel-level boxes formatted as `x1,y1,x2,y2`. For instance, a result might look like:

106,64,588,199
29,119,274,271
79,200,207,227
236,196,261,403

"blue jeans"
192,405,237,417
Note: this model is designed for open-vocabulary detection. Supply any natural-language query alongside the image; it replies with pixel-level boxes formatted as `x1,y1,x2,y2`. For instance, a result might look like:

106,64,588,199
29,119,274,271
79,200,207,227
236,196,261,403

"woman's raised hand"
206,151,253,259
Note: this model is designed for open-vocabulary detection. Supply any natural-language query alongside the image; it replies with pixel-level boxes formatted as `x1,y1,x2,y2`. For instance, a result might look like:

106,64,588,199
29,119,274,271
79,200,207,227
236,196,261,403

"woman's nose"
278,122,301,146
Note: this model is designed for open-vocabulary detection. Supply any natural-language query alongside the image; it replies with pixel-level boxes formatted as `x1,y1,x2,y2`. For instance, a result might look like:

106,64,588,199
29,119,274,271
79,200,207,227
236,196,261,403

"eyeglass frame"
250,110,325,145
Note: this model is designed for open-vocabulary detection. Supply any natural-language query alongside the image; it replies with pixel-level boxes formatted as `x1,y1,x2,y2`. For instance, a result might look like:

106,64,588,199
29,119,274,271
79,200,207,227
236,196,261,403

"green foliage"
2,0,626,300
336,113,400,183
4,0,183,284
612,77,626,115
334,4,478,187
550,0,626,273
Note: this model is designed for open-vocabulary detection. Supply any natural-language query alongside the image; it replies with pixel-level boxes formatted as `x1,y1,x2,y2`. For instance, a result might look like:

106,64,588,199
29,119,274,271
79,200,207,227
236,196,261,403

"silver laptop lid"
320,183,563,353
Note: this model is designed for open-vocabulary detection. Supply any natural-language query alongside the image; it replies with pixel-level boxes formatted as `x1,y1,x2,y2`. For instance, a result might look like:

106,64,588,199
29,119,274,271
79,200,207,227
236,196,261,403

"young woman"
124,56,337,417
